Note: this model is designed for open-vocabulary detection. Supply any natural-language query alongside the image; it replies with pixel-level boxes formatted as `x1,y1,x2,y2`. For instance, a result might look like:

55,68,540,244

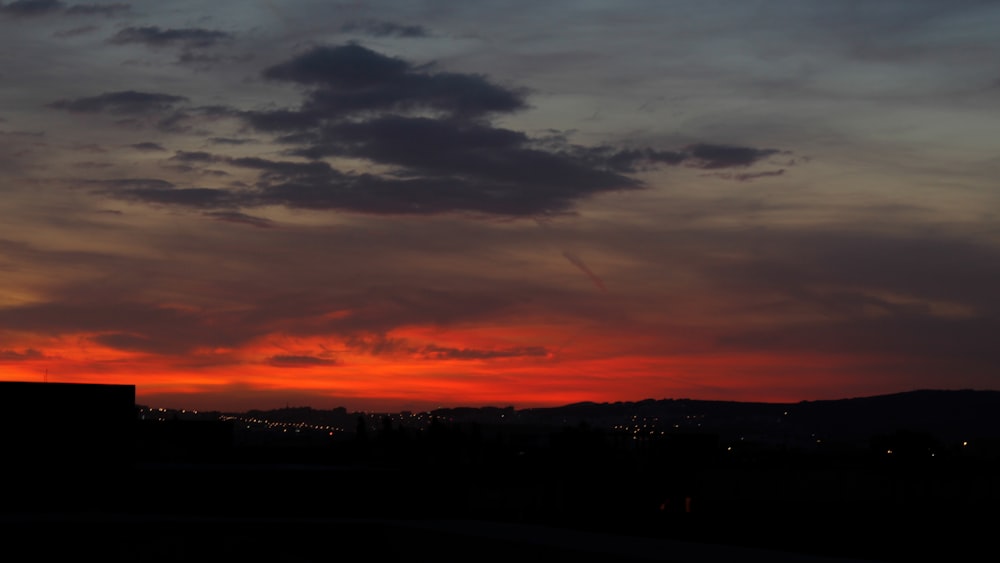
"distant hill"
781,389,1000,442
400,389,998,460
141,388,1000,453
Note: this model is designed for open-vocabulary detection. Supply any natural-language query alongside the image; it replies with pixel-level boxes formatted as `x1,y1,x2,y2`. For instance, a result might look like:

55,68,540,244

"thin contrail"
535,217,609,294
562,251,608,293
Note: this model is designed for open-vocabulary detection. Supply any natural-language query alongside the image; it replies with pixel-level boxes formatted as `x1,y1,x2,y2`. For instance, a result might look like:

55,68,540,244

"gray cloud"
52,24,98,37
48,90,187,115
572,144,781,174
65,3,128,16
708,169,787,182
0,1,128,17
104,186,238,208
209,137,255,145
129,142,166,151
0,0,63,17
267,354,337,367
202,211,274,228
83,177,239,208
168,150,214,163
109,26,231,48
685,144,783,169
340,20,430,38
82,177,173,190
155,105,239,133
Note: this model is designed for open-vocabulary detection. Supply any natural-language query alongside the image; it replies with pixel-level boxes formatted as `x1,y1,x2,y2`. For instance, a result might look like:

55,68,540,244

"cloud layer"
2,1,998,412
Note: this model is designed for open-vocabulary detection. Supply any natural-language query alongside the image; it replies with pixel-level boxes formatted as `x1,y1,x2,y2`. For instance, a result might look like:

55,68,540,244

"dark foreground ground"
5,386,995,561
2,454,994,563
0,513,881,563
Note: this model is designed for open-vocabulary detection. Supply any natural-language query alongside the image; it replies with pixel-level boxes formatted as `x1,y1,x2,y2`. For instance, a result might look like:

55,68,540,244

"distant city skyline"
2,1,999,413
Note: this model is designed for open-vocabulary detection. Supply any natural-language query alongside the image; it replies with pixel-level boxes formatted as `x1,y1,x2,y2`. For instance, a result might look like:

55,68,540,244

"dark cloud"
0,0,63,17
155,105,238,133
260,44,528,118
71,142,105,153
72,160,113,169
65,3,129,16
732,169,785,182
106,186,237,208
568,142,785,175
72,44,788,218
0,348,46,361
267,355,337,367
256,172,626,216
417,345,549,360
262,43,410,87
83,177,174,190
343,332,550,361
275,117,783,216
52,24,98,37
209,137,255,145
91,332,160,353
228,156,336,179
85,177,239,208
203,211,274,228
574,146,688,173
109,26,232,48
48,90,187,115
261,116,642,215
343,332,409,357
299,116,527,160
707,169,787,182
169,150,215,163
244,109,322,133
340,20,430,38
0,1,127,17
686,143,782,169
129,142,166,151
169,151,339,180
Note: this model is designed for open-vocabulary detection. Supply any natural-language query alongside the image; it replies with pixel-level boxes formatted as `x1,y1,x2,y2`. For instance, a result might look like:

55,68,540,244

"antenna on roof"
44,368,48,383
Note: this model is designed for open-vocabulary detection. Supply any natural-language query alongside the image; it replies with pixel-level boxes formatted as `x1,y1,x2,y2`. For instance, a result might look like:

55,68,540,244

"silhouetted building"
0,381,135,470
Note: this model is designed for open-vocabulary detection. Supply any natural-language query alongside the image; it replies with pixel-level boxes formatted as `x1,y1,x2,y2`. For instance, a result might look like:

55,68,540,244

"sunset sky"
2,1,999,413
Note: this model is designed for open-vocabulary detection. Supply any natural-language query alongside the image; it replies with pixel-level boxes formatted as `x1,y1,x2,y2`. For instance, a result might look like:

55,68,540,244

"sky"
1,0,999,413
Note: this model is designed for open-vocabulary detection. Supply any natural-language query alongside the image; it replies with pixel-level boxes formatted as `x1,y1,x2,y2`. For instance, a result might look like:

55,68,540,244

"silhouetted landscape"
2,381,998,561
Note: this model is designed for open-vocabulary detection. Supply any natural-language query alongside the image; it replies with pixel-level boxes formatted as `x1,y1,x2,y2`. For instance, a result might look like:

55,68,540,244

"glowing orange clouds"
1,318,930,413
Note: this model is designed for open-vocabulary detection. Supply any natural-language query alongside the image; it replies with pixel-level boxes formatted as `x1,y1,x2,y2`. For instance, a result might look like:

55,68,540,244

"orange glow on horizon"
0,321,924,412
